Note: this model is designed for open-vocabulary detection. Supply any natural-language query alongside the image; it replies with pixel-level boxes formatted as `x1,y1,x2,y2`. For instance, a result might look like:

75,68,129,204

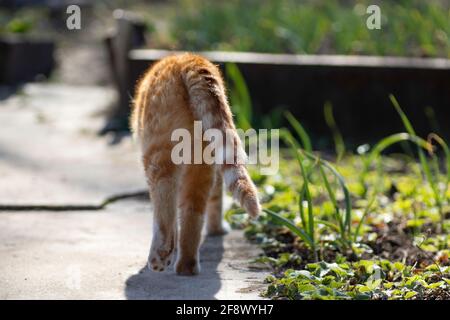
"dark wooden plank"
127,50,450,148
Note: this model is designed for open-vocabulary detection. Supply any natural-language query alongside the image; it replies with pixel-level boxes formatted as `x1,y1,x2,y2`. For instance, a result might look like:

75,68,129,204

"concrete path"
0,84,268,299
0,199,267,299
0,84,144,205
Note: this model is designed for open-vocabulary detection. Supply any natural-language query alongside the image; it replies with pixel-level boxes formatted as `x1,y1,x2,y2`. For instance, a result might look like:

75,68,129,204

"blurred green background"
164,0,450,58
1,0,448,58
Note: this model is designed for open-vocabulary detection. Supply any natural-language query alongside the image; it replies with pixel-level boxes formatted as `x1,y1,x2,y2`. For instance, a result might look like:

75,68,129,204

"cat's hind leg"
205,169,228,236
176,164,214,275
146,153,177,272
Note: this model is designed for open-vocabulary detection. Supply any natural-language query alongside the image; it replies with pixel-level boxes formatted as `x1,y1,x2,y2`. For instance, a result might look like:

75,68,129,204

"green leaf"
389,95,416,135
366,278,382,290
358,285,372,293
404,291,417,299
393,262,405,272
302,149,353,239
284,111,312,153
226,63,252,130
297,284,316,292
315,219,340,232
324,102,346,161
426,281,444,289
263,209,314,248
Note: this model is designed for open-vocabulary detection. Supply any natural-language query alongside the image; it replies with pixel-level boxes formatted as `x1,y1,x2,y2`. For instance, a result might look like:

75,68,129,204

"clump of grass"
390,94,449,232
264,128,318,260
358,132,432,198
265,115,355,259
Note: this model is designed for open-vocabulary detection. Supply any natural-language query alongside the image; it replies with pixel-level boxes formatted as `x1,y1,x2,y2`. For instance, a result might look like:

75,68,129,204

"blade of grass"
298,183,308,230
324,102,345,161
302,149,353,237
363,133,431,173
390,94,444,230
355,156,384,241
359,132,432,197
353,194,377,242
280,129,316,253
390,95,416,134
226,63,252,130
390,95,434,185
428,133,450,187
284,110,312,153
318,162,347,243
315,219,340,232
263,208,314,249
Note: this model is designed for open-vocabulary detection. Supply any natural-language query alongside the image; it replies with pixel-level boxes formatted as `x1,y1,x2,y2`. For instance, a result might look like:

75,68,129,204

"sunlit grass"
170,0,450,58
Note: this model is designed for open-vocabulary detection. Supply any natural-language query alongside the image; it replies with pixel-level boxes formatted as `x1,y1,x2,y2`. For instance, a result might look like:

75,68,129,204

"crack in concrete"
0,190,148,212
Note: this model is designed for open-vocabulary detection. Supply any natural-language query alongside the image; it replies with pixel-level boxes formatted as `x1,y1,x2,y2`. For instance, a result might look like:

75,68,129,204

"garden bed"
225,101,450,300
229,156,450,300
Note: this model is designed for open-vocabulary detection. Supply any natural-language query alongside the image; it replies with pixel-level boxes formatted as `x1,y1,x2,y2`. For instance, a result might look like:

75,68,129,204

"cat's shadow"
124,235,224,300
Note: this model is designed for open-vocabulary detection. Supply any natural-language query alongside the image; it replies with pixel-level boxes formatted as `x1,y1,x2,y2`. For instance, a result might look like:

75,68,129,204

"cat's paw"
147,234,175,272
175,258,200,276
148,247,174,272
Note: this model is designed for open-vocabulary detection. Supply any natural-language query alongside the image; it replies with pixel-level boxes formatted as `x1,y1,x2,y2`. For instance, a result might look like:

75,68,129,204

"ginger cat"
131,53,261,275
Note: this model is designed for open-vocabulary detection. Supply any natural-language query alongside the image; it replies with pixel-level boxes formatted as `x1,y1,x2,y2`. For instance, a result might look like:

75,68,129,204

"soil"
251,215,449,273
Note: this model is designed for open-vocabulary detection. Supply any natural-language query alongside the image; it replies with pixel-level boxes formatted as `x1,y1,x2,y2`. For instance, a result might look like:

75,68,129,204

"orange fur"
131,53,261,275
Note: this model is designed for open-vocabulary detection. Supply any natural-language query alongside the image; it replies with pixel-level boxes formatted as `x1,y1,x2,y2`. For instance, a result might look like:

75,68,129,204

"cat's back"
138,53,220,93
131,53,223,140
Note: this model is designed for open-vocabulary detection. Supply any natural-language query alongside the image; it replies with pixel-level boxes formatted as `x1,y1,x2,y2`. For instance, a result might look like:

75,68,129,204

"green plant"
284,110,312,153
264,122,355,257
286,113,354,245
226,63,253,130
5,18,33,34
226,63,287,130
223,59,450,300
264,128,318,260
358,132,432,198
390,94,449,231
323,102,345,162
265,258,450,300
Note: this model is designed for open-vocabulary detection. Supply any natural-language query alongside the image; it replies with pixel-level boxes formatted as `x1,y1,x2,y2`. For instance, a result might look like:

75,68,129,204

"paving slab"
0,83,146,205
0,83,268,299
0,199,268,300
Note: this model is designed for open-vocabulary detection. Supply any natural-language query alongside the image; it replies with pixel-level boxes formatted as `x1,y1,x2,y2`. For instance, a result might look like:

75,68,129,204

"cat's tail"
181,56,261,218
221,163,261,218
